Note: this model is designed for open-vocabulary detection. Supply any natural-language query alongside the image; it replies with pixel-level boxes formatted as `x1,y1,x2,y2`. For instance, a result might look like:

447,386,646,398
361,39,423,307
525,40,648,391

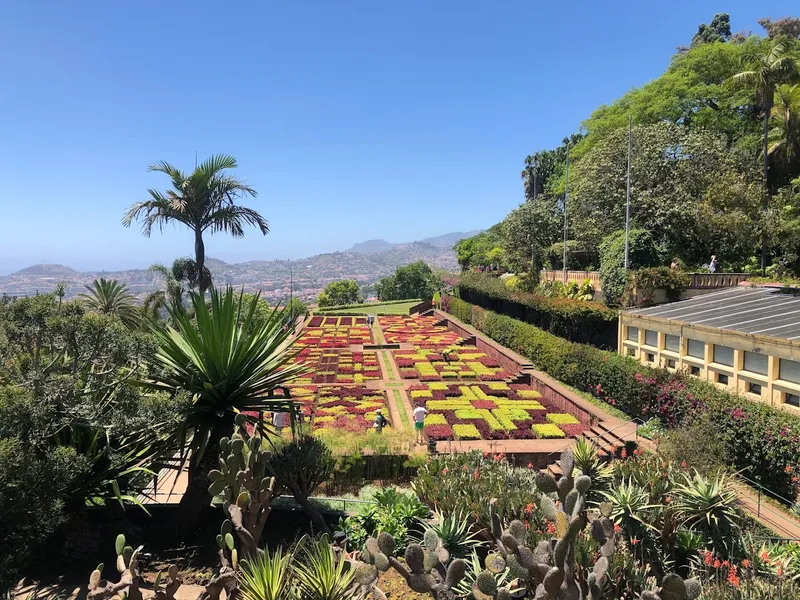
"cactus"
640,574,702,600
209,413,278,558
86,534,145,600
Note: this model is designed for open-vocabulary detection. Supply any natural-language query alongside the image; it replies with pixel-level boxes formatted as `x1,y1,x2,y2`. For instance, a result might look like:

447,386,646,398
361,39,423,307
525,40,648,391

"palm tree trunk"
762,104,770,276
176,420,233,538
194,228,207,295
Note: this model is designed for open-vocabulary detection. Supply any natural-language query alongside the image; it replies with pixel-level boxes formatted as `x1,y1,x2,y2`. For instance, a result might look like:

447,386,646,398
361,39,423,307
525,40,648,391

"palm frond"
204,204,270,236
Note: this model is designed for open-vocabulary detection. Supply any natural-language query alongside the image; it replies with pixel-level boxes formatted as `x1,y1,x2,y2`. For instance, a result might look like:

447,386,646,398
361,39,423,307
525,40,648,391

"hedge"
457,273,618,349
443,295,800,499
316,299,422,312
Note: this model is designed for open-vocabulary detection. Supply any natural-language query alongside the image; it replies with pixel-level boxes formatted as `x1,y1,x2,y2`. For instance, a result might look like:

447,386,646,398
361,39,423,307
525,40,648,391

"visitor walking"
709,255,719,274
670,258,679,270
272,410,289,435
373,408,389,433
413,402,428,445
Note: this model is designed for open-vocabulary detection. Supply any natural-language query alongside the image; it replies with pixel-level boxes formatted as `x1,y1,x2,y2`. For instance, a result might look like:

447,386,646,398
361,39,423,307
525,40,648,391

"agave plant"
138,286,310,531
294,535,359,600
673,470,743,557
239,547,295,600
79,278,140,329
572,437,612,496
420,510,484,558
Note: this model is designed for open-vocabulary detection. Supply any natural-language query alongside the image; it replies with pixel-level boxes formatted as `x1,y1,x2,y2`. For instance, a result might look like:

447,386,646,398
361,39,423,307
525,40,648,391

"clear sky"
0,1,795,274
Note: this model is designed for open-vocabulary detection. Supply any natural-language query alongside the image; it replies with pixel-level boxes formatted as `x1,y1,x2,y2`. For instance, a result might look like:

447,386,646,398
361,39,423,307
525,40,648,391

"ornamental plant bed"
379,315,463,347
392,348,513,381
295,323,373,348
288,348,381,384
286,384,389,433
412,383,588,441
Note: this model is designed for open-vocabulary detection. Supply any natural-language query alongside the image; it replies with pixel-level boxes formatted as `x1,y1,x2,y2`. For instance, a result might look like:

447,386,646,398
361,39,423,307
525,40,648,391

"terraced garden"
276,312,591,443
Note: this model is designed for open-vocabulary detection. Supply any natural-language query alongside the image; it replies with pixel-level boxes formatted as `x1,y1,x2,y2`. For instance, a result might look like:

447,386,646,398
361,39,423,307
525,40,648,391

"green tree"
79,278,140,329
54,281,66,306
122,154,267,294
317,279,362,307
691,13,731,47
376,260,440,301
599,229,659,306
139,287,307,532
769,84,800,173
732,39,799,271
500,198,560,274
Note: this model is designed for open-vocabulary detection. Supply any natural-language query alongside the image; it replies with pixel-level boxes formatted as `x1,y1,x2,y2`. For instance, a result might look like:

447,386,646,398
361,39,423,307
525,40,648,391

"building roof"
627,287,800,342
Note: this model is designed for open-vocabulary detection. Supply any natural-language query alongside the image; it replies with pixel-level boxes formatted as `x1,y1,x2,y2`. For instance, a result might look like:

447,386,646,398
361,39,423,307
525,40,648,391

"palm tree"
122,154,267,294
79,278,140,329
143,257,212,320
769,84,800,166
732,40,799,273
139,286,309,532
54,281,66,307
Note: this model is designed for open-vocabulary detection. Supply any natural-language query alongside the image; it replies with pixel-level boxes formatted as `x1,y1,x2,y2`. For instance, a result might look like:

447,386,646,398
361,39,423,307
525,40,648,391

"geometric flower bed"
295,323,372,348
288,348,381,384
287,384,388,432
408,383,588,441
379,315,463,347
393,347,513,381
307,315,368,327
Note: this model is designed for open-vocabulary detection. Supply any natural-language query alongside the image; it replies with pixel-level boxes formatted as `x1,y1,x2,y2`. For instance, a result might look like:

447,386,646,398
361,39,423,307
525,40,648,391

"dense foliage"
375,260,440,302
317,279,363,307
456,18,800,280
456,272,618,348
444,296,800,499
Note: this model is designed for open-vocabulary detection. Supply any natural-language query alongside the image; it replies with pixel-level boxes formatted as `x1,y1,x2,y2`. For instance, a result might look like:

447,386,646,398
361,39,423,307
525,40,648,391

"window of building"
690,365,700,376
626,326,639,342
717,373,729,385
627,348,636,357
644,330,658,348
646,352,655,363
687,339,705,359
743,351,768,375
786,393,800,408
664,334,680,353
748,382,762,396
667,359,676,369
779,359,800,384
713,345,734,367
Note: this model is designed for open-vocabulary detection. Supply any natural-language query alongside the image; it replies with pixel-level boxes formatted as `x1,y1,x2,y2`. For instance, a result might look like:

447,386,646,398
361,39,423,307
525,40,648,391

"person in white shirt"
272,410,289,435
412,402,428,445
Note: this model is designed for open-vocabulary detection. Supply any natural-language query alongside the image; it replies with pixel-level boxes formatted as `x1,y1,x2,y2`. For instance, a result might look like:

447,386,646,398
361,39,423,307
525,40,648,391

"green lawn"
317,300,421,315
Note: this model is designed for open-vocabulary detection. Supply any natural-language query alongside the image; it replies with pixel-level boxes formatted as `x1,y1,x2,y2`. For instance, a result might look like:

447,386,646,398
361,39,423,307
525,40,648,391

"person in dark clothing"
373,409,390,433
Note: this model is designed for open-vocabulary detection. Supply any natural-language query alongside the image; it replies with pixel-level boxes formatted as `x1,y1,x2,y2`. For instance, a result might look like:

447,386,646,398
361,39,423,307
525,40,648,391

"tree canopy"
375,261,440,301
317,279,363,307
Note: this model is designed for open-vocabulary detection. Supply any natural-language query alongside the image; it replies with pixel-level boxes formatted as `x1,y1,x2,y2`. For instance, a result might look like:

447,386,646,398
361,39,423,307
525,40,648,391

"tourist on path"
373,408,390,433
413,402,428,445
709,255,719,274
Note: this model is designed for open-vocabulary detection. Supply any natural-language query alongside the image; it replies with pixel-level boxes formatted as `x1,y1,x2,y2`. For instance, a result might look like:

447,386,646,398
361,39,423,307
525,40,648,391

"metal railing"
738,472,800,535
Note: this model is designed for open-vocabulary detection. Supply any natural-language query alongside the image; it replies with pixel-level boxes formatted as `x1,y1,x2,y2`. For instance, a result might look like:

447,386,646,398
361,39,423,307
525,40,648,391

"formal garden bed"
379,315,464,346
393,347,515,381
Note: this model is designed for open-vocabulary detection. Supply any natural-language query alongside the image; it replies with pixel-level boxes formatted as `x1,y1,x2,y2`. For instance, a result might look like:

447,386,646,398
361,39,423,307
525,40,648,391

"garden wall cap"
626,287,800,342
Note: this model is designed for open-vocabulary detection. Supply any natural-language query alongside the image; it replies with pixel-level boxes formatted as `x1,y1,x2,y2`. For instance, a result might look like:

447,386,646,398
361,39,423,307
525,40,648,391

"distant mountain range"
0,231,478,304
346,231,481,254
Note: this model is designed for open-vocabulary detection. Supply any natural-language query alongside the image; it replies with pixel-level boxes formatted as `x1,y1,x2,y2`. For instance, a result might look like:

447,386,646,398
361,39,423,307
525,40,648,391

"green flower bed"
444,295,800,499
452,424,481,440
547,413,580,425
455,273,618,349
533,423,566,438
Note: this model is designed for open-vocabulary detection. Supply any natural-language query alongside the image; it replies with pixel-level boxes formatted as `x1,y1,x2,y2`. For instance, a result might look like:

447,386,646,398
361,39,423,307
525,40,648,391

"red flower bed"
424,424,454,441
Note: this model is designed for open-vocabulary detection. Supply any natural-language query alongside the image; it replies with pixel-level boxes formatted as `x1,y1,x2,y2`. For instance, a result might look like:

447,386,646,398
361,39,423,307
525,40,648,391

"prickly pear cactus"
208,413,277,556
86,534,145,600
640,574,702,600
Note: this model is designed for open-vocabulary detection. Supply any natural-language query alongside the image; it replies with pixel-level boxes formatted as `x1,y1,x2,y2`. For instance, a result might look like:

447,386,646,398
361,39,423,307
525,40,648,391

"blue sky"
0,1,795,273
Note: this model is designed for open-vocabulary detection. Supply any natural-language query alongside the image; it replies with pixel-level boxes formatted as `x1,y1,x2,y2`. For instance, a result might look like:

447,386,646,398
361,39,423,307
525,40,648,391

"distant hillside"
11,264,80,278
417,230,483,248
347,239,398,254
0,244,458,305
346,230,483,254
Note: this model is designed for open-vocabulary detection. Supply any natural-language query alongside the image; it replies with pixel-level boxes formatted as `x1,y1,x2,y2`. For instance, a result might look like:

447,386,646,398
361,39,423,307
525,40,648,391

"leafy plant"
79,278,141,329
422,511,485,559
294,535,359,600
239,547,294,600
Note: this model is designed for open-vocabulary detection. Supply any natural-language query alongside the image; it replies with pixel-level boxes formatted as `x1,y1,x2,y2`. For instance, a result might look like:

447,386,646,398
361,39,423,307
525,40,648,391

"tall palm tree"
122,154,267,294
139,286,309,532
54,281,66,307
79,278,140,329
143,257,212,320
732,40,799,273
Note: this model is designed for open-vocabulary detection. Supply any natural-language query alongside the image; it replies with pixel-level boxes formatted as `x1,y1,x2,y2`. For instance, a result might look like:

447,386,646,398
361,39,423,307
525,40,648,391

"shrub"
627,267,691,306
599,229,659,306
0,439,87,594
455,272,618,348
444,297,800,499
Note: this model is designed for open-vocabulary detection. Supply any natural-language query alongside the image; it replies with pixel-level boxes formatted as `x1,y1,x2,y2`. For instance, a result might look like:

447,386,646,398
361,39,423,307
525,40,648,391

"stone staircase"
546,421,639,478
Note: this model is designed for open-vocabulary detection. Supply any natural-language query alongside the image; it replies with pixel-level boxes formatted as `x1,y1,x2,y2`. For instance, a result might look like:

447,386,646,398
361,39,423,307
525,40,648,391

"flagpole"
624,115,632,271
563,145,569,284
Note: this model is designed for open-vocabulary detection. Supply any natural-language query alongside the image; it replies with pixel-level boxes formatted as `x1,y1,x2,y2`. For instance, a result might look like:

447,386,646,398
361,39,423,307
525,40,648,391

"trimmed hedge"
444,295,800,499
317,299,422,312
457,273,618,349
